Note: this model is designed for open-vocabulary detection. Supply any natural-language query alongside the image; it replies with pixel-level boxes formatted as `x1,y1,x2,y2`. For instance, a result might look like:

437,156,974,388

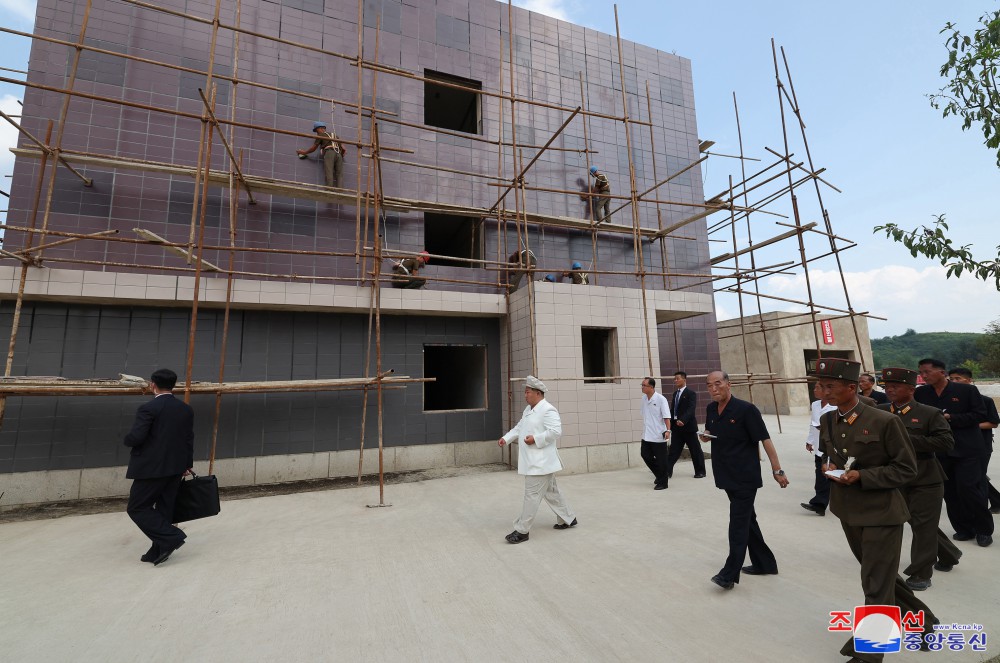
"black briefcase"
173,472,221,523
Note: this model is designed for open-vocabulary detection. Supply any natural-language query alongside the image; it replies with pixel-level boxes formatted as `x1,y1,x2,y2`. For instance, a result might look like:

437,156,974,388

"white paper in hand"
825,469,846,479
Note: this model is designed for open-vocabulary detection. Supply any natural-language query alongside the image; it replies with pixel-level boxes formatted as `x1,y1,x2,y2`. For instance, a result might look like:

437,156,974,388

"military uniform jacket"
878,400,953,486
819,402,917,526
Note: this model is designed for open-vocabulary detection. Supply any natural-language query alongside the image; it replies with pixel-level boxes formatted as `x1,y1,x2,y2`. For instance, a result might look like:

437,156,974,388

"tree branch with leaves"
874,215,1000,290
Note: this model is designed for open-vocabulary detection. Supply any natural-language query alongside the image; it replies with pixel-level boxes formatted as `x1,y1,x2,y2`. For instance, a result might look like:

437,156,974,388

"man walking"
879,367,955,592
817,358,937,662
914,358,992,546
499,376,576,543
701,371,788,590
947,367,1000,514
801,380,836,516
124,368,194,566
665,371,705,479
639,377,672,490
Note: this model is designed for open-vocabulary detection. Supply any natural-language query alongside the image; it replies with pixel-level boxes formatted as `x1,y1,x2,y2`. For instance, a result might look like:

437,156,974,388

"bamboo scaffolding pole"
0,27,396,118
717,311,882,341
580,71,599,285
353,0,365,264
0,121,53,428
196,87,256,205
710,222,817,265
771,39,822,368
762,146,841,193
779,45,869,370
15,229,118,256
183,84,218,403
0,375,429,396
36,0,92,263
0,110,91,185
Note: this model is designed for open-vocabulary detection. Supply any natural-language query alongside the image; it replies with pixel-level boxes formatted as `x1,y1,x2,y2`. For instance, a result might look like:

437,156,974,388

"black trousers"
127,476,186,550
839,522,937,663
665,429,706,476
808,455,830,507
984,450,1000,509
719,488,777,582
940,454,993,536
640,440,670,485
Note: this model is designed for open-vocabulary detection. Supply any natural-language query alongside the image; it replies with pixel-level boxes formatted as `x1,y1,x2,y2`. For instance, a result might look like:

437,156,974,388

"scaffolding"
0,0,880,503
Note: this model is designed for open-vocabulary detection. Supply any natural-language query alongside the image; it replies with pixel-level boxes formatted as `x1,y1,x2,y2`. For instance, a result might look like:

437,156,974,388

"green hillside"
871,329,987,374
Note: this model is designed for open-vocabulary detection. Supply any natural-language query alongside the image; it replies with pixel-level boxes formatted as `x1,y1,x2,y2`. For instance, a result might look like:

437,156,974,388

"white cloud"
0,0,36,23
511,0,576,22
717,264,1000,338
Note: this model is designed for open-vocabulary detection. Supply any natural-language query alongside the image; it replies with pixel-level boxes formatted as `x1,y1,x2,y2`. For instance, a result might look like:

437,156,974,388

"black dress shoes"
977,534,993,547
693,473,706,479
933,560,957,572
505,531,529,544
152,540,184,566
654,483,668,490
741,565,778,576
553,518,578,530
140,544,160,563
800,502,826,516
905,576,932,591
952,532,975,541
710,574,735,590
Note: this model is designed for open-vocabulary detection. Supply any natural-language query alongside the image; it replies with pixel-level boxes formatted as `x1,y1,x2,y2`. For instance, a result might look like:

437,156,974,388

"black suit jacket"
914,382,988,457
671,387,697,429
124,394,195,480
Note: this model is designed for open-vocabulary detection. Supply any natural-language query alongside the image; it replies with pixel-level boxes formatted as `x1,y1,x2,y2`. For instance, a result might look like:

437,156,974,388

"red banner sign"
821,320,835,345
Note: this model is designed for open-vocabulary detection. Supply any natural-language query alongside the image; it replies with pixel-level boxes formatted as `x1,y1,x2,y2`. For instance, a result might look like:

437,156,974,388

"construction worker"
507,248,536,293
391,251,430,289
297,121,347,188
589,166,611,222
561,261,589,285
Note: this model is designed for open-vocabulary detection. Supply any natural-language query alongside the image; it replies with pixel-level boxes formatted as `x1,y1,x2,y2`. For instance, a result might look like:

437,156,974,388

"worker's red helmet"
419,250,430,264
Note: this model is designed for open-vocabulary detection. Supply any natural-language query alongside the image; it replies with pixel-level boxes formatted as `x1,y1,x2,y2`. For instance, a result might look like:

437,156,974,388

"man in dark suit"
947,367,1000,514
665,371,706,478
701,371,788,590
914,358,992,547
124,368,194,566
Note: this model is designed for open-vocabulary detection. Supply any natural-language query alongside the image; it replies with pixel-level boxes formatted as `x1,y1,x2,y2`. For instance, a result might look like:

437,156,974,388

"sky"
2,0,999,339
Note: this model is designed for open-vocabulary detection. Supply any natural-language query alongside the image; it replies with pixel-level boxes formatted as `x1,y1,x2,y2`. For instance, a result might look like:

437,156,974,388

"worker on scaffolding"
391,251,430,289
297,121,347,188
588,166,612,223
507,248,537,293
561,261,590,285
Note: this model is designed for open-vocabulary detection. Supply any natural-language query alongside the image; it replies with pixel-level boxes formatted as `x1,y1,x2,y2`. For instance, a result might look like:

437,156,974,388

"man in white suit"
499,375,577,543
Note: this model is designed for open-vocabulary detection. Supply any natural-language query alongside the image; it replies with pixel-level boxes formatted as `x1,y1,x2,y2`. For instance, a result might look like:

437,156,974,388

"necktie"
674,390,680,414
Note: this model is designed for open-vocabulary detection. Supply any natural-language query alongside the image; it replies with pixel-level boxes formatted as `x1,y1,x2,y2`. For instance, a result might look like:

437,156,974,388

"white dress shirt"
502,398,564,475
641,391,671,442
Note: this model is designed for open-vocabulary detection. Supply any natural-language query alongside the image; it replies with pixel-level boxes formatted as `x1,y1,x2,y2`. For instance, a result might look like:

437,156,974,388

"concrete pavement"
1,414,998,662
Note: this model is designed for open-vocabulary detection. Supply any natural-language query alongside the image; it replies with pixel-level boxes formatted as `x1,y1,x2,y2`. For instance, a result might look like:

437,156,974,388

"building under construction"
0,0,872,506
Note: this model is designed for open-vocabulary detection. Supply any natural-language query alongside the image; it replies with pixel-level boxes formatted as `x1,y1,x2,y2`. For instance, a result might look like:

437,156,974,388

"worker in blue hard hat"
588,166,612,223
297,119,347,188
544,274,558,283
561,260,590,285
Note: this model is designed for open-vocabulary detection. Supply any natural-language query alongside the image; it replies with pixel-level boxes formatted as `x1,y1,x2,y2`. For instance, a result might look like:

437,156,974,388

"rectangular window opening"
424,70,482,135
424,345,488,411
582,327,619,384
424,213,482,268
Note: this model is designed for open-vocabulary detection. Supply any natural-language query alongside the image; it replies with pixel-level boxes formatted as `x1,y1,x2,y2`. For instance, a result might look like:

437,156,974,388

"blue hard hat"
313,121,327,130
589,166,598,174
572,261,583,270
544,274,557,283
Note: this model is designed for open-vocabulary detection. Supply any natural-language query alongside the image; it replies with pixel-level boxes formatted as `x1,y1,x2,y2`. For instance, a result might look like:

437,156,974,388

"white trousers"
514,473,575,534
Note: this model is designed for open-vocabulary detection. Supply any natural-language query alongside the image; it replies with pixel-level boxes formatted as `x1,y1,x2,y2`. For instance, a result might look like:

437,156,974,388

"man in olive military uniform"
878,367,955,591
816,359,937,663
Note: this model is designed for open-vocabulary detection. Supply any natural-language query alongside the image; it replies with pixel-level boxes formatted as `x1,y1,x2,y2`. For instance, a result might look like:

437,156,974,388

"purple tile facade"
3,0,721,472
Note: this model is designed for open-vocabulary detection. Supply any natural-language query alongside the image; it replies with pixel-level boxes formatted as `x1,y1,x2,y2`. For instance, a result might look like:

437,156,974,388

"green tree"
980,318,1000,375
874,10,1000,289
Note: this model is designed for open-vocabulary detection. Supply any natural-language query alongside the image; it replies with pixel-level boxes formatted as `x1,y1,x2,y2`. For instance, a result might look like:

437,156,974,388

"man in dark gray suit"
124,368,194,566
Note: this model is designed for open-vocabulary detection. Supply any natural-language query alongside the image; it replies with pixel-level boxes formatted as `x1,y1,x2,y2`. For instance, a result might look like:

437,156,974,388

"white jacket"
502,398,564,475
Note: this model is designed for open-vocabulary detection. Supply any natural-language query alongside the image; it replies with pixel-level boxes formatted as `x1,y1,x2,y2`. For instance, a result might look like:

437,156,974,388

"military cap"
812,357,861,382
881,367,917,386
